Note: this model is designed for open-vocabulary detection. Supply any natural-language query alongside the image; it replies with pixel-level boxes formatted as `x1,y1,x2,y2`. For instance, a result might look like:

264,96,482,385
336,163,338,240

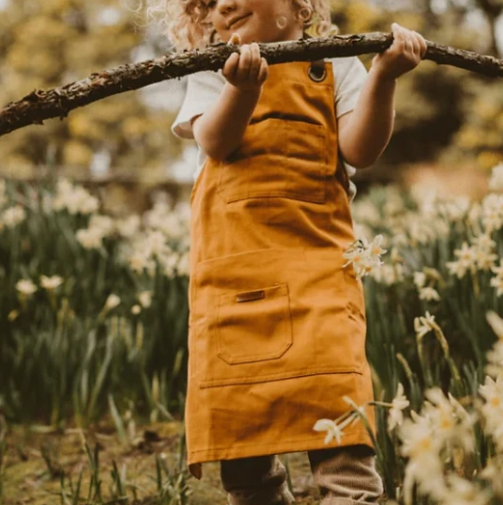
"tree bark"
1,31,502,137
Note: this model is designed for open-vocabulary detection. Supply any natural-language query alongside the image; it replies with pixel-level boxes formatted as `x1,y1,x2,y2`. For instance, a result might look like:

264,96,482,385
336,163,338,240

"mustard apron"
186,60,375,479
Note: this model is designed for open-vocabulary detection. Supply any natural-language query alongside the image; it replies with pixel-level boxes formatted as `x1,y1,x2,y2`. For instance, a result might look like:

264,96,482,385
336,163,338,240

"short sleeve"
171,70,226,139
331,56,368,119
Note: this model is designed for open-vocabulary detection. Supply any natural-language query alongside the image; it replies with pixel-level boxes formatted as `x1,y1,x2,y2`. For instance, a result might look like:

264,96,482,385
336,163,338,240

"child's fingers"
413,31,428,58
248,43,262,81
257,57,269,84
404,31,416,55
236,44,252,81
393,23,420,58
410,34,422,58
223,52,239,80
390,23,405,52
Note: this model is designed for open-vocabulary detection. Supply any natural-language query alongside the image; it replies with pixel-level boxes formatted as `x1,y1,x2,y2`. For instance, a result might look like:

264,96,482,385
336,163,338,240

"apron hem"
187,428,374,478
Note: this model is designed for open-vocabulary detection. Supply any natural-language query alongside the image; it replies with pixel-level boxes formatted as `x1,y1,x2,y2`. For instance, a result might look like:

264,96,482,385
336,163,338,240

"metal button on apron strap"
308,60,327,82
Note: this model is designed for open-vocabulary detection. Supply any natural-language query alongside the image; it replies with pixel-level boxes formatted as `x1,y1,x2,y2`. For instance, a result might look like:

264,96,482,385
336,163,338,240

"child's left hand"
371,23,427,80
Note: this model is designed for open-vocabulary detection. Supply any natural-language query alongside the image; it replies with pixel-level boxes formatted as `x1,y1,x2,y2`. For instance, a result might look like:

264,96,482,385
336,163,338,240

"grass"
1,422,323,505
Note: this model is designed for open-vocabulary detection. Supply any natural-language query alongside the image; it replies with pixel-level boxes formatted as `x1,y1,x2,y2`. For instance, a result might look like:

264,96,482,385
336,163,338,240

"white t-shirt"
171,56,368,200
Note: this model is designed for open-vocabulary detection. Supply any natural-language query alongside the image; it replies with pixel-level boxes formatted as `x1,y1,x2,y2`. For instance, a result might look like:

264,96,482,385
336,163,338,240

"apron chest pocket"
218,118,329,204
216,283,293,365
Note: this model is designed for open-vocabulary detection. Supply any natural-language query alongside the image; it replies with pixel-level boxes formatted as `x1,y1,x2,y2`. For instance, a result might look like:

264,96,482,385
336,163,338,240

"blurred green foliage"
0,0,181,179
0,0,501,179
330,0,503,173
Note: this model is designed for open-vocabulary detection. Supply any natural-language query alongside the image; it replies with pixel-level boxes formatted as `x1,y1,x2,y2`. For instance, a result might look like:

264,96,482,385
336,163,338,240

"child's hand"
371,23,427,80
223,33,268,92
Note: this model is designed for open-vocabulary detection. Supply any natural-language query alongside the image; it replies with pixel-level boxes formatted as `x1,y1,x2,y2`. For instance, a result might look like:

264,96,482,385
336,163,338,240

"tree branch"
1,31,502,137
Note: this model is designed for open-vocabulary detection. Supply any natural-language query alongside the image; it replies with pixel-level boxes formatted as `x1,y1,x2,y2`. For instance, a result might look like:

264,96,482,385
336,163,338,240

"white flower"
490,275,503,297
479,374,503,410
368,234,387,257
116,215,141,239
126,250,150,273
388,383,410,432
486,311,503,340
454,242,477,268
343,235,386,279
40,275,63,291
471,234,498,271
437,197,470,221
76,228,103,249
490,265,503,297
442,474,489,505
143,201,190,240
419,287,440,301
2,205,26,228
402,453,445,505
399,411,440,459
145,230,170,258
16,279,37,296
481,194,503,232
485,313,503,376
475,249,498,271
89,215,115,237
353,201,380,226
370,263,404,285
446,259,469,279
446,241,481,279
399,410,447,505
413,311,436,338
468,203,482,228
423,389,459,440
489,162,503,191
413,271,426,289
177,252,190,276
137,291,152,308
313,419,344,445
104,294,121,311
158,252,178,278
486,342,503,377
472,233,496,253
478,373,503,452
53,179,99,215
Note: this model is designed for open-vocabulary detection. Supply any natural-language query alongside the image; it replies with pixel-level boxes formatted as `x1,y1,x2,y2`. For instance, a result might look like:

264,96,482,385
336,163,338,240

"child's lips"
228,13,251,29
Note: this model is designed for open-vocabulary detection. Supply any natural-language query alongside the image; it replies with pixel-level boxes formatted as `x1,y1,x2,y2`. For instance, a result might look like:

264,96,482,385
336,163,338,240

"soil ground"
2,421,322,505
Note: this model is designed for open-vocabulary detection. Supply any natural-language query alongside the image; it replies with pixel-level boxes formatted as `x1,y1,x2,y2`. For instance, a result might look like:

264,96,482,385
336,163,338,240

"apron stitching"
199,365,364,389
189,430,371,454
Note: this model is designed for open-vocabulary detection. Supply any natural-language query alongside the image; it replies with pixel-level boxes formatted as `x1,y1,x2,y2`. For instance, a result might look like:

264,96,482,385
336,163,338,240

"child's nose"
218,0,237,14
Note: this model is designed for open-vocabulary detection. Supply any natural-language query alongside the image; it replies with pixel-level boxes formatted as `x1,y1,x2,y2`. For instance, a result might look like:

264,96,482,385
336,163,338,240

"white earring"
276,15,287,29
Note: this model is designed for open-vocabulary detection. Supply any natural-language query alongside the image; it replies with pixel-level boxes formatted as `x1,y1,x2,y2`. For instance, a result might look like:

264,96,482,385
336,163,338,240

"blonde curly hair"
146,0,332,50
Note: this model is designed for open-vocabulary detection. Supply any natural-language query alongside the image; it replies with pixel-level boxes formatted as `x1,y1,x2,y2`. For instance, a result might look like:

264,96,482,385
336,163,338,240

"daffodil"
313,419,344,445
16,279,37,297
76,228,103,249
40,275,63,291
414,311,436,338
388,383,410,432
419,287,441,301
137,291,152,308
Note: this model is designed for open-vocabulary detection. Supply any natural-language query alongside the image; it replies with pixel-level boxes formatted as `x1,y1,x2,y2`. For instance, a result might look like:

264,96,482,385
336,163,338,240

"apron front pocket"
216,283,293,364
194,249,366,389
219,118,329,204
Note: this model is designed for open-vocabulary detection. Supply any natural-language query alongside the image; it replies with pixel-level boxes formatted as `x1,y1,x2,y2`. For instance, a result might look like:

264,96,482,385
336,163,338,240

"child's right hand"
223,33,268,92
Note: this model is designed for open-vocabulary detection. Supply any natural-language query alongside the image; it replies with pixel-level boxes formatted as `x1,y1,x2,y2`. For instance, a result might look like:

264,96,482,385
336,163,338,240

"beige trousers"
220,445,384,505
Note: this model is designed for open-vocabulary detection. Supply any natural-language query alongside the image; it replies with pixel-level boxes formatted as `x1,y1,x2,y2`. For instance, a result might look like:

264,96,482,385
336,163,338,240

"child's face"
204,0,303,44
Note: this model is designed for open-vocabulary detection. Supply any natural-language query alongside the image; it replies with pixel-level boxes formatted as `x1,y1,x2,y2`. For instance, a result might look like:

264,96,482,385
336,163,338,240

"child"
168,0,426,503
